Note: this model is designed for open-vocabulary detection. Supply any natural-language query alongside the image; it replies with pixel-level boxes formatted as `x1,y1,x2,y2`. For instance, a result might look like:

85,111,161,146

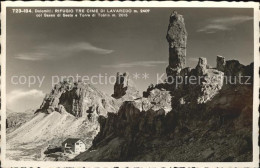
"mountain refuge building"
62,138,86,154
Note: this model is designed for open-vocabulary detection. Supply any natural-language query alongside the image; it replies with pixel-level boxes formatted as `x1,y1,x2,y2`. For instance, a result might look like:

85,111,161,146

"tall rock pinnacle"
166,11,187,77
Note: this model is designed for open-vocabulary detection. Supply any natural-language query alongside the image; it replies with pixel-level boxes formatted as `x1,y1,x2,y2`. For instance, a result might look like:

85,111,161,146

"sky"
6,7,254,112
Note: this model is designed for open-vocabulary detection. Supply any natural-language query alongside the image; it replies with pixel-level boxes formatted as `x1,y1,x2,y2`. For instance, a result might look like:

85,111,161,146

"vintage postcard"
1,1,259,167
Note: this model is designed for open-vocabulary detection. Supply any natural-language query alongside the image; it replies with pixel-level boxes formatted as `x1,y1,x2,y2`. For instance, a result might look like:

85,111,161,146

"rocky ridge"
73,11,253,161
38,81,119,118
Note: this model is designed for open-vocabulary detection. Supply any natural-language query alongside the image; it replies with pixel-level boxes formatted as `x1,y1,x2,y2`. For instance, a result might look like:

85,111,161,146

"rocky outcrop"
217,55,253,77
166,11,187,78
72,11,253,162
38,81,119,119
73,101,177,161
142,83,172,112
74,81,253,161
112,72,140,100
74,78,253,162
216,56,254,85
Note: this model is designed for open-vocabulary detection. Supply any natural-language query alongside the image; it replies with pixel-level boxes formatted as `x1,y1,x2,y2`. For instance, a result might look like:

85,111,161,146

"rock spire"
166,11,188,77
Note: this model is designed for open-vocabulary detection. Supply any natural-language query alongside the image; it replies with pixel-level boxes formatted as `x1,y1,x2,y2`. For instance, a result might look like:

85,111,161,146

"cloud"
197,16,253,33
15,42,114,61
16,53,50,61
102,61,167,68
7,89,45,112
72,42,114,55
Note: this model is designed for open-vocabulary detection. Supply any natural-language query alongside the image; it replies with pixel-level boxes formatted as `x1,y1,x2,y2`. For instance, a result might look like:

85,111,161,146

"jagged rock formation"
74,83,253,161
73,11,253,162
38,81,119,119
74,101,175,161
74,58,253,161
112,72,140,100
7,82,121,161
217,56,253,81
166,11,187,78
